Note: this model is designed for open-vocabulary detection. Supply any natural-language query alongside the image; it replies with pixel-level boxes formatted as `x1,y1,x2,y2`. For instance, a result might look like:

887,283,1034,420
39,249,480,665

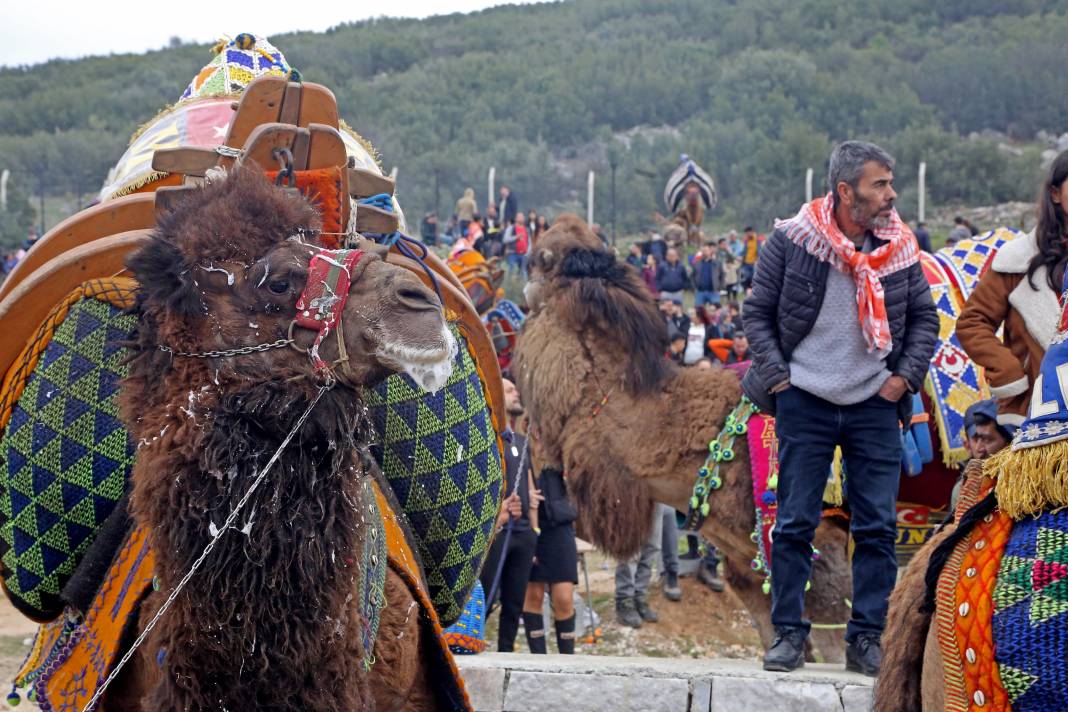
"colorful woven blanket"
921,253,989,466
993,509,1068,710
0,279,137,621
442,580,487,655
935,227,1022,302
366,323,504,626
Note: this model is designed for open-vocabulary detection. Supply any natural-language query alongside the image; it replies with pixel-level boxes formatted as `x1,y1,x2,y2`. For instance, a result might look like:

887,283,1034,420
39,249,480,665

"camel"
104,168,460,711
513,215,853,662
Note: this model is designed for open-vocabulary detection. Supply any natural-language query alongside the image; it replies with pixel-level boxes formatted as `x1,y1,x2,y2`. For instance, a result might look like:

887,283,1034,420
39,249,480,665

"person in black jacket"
479,380,539,652
693,240,726,307
655,247,690,301
742,141,938,677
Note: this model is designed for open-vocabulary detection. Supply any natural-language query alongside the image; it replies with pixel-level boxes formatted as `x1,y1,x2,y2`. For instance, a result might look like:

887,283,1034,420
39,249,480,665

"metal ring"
287,320,309,353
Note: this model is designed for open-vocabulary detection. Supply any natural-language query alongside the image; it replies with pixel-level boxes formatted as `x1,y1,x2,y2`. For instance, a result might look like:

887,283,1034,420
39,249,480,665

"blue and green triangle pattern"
0,297,136,620
367,324,503,626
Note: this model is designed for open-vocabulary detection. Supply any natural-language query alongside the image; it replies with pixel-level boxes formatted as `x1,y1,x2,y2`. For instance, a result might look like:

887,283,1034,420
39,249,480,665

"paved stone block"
504,670,689,712
461,666,506,712
710,677,843,712
842,684,874,712
690,678,712,712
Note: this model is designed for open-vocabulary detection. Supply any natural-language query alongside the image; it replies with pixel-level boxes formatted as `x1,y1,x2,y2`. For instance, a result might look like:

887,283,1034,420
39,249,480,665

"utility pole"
586,171,595,227
488,166,495,209
609,156,618,246
805,168,814,203
918,162,927,224
0,170,8,212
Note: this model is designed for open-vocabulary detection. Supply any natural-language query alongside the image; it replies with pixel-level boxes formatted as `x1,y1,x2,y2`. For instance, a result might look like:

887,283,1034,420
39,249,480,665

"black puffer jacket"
742,229,938,414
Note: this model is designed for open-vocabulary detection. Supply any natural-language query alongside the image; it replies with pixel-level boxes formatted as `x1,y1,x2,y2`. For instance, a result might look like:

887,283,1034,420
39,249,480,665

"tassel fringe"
991,440,1068,520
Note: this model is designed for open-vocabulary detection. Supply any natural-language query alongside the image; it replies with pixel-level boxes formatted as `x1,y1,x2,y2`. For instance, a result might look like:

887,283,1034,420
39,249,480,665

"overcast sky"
0,0,543,68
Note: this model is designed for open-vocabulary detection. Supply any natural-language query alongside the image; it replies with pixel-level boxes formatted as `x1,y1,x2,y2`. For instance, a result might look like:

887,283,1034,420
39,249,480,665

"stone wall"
458,654,873,712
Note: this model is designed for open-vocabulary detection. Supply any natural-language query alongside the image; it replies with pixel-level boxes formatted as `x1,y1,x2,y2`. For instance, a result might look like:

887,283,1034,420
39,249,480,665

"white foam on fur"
378,326,456,394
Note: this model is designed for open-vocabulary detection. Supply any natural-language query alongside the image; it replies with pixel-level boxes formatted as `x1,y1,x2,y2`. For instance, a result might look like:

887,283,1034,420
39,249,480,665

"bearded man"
742,141,938,676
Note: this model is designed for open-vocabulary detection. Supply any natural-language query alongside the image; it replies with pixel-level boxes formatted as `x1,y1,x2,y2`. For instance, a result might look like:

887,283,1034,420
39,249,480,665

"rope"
81,385,332,712
485,433,530,613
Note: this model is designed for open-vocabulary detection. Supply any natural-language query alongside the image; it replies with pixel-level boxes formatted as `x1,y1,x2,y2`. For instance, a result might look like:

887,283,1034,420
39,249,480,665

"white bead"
975,540,986,550
966,567,977,578
973,690,986,706
959,602,970,617
983,514,993,523
966,647,977,664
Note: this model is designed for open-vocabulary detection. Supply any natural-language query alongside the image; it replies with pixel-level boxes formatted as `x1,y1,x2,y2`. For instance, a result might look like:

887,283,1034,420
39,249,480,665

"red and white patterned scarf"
775,193,919,357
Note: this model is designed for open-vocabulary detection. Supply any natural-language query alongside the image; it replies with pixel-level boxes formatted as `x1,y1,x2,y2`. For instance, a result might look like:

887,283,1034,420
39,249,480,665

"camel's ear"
539,248,555,271
126,235,204,317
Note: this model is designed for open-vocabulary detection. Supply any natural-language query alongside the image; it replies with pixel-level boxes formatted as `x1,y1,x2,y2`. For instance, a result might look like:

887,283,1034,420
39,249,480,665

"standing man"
479,379,539,652
498,185,518,227
740,226,761,291
693,239,725,307
743,141,938,676
913,221,932,253
656,247,690,303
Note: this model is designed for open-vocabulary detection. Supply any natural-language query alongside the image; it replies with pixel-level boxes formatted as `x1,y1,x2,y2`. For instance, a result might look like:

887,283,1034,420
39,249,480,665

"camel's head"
522,213,608,311
128,169,454,392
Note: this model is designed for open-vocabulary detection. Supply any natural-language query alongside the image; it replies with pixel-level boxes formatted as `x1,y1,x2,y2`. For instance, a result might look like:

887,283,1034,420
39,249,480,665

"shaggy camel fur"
514,215,853,662
110,169,455,711
875,461,987,712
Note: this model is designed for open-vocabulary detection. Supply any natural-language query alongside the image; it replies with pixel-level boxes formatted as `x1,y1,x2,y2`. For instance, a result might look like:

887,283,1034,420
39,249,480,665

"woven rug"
366,323,504,626
922,254,988,467
934,227,1022,302
0,280,137,621
992,509,1068,711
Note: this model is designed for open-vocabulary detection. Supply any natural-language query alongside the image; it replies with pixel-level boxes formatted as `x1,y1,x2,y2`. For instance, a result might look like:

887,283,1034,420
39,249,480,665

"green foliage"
0,0,1061,234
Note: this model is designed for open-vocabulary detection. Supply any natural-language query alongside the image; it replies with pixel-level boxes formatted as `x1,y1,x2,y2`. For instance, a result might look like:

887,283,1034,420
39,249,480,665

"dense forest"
0,0,1064,248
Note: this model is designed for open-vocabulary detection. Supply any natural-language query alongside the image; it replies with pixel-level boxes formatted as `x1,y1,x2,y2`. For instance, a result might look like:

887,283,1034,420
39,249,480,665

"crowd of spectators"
421,186,557,277
0,228,38,283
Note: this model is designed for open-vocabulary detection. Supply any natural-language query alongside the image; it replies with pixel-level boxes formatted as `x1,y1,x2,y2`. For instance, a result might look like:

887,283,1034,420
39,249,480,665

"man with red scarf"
742,141,938,676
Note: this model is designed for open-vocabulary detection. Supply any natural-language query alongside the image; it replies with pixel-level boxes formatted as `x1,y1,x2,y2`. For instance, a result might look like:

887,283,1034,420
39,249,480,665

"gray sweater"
789,250,891,405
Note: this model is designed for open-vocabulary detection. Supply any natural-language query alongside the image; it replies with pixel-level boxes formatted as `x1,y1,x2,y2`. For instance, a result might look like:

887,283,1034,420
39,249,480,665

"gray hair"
827,141,895,206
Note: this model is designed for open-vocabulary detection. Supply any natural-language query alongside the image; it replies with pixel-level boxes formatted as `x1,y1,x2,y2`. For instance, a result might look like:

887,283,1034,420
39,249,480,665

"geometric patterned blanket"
367,323,504,627
993,509,1068,711
0,279,137,621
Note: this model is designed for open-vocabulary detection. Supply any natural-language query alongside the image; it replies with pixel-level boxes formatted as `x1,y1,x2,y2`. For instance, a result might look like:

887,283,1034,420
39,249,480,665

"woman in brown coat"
958,151,1068,427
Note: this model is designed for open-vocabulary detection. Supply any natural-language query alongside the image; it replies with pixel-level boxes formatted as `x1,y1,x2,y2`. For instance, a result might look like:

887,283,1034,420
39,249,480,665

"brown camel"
513,215,853,663
106,169,458,711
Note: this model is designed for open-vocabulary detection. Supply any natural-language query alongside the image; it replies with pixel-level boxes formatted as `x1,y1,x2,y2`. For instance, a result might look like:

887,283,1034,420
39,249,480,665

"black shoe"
663,572,682,602
634,596,659,623
763,627,806,672
615,598,643,628
846,632,882,677
696,560,725,592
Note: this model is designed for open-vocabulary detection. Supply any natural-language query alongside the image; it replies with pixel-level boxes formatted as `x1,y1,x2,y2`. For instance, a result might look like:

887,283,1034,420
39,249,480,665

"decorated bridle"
159,247,366,385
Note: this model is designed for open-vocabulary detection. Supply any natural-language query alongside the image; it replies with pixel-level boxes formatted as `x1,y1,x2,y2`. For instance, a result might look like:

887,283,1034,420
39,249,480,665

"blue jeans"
507,253,526,276
771,386,900,643
695,290,720,307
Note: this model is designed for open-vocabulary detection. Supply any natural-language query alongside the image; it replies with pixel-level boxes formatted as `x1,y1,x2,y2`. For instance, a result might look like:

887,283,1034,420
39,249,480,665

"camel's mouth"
376,326,457,393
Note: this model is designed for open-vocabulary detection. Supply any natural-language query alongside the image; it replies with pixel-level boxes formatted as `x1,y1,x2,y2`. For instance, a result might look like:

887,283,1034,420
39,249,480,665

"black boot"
763,626,806,672
615,598,643,628
697,558,725,593
555,614,576,654
634,595,659,623
522,612,547,654
662,571,682,602
846,632,882,676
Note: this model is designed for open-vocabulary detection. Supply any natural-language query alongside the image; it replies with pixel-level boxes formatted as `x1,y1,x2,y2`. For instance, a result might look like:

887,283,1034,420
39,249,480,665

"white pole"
587,171,595,226
488,166,496,208
918,162,927,224
389,166,398,182
805,168,814,203
0,170,8,212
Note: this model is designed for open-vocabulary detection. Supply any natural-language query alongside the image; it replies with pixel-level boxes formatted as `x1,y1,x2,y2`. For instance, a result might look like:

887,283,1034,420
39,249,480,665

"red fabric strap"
295,248,364,371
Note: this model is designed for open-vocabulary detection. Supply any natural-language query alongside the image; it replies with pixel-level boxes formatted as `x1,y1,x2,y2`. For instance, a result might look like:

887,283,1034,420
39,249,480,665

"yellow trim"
991,439,1068,520
924,376,971,468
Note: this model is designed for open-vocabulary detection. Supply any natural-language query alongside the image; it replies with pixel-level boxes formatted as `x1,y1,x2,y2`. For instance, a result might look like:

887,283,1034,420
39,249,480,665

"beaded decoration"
682,396,755,530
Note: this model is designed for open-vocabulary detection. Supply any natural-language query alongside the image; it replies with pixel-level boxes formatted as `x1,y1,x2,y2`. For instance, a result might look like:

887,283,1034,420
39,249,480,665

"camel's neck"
131,383,375,707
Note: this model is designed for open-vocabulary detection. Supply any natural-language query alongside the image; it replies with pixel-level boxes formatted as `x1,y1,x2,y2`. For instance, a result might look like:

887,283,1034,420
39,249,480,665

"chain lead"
159,338,294,359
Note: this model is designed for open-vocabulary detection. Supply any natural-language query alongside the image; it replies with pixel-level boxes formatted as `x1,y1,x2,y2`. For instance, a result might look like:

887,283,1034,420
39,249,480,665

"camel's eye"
267,280,290,295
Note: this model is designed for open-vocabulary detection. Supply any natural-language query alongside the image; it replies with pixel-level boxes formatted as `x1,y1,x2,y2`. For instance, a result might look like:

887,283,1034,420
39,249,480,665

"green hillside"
0,0,1064,247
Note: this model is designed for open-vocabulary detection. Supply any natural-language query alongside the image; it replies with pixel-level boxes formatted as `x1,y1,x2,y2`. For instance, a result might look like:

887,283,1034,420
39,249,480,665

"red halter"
295,248,364,373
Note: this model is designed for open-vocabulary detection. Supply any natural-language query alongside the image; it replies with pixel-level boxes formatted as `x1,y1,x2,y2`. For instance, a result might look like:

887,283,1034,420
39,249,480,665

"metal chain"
158,338,293,359
81,384,331,712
